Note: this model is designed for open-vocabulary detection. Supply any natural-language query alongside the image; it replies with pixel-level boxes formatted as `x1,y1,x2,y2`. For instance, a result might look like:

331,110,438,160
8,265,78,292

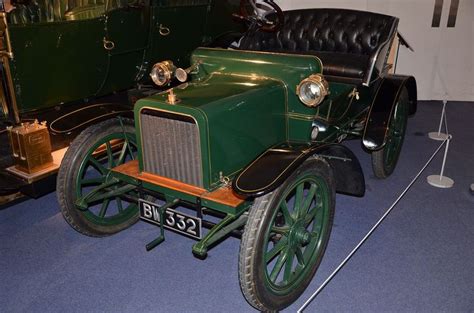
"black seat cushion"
239,8,398,81
311,51,369,78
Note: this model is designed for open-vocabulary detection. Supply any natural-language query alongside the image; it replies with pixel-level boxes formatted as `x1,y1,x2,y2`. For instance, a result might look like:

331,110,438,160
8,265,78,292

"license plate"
139,199,202,239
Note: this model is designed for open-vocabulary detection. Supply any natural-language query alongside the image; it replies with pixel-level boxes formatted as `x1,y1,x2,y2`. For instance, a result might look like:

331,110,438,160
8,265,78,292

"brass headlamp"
296,74,329,107
150,61,176,86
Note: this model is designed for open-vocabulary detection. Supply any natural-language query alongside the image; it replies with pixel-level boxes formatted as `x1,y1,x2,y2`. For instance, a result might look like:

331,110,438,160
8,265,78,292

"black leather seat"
311,51,369,79
239,9,398,85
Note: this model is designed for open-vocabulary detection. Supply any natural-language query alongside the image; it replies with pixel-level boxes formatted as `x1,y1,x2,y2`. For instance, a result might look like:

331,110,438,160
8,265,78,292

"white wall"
273,0,474,101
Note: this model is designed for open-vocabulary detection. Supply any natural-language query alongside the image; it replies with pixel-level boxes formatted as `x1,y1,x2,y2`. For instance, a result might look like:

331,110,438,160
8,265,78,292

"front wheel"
239,158,335,311
57,118,139,237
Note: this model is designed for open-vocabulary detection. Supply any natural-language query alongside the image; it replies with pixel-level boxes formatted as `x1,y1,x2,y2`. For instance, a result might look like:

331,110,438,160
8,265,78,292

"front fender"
49,103,133,134
232,142,365,198
362,75,417,151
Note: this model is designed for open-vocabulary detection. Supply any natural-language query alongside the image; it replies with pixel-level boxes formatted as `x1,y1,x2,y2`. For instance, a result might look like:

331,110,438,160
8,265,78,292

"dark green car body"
58,6,418,311
131,46,382,191
108,44,416,234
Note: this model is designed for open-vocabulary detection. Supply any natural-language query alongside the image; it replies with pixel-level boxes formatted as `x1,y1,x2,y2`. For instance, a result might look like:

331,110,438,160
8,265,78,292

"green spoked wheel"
57,118,139,237
372,87,409,178
239,159,335,311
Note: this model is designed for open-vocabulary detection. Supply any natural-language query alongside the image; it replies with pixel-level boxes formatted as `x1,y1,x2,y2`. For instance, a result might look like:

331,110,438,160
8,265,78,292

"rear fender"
363,75,417,151
232,143,365,197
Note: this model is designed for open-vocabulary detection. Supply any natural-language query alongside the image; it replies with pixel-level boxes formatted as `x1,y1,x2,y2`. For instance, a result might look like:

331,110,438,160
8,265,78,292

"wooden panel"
113,161,248,207
112,160,206,197
112,160,140,176
201,186,246,207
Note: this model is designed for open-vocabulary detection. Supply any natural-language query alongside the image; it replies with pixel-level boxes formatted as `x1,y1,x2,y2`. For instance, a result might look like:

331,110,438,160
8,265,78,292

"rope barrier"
298,138,448,312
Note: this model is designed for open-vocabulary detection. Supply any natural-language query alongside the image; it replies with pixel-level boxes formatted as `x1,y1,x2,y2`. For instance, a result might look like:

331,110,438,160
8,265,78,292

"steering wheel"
234,0,284,32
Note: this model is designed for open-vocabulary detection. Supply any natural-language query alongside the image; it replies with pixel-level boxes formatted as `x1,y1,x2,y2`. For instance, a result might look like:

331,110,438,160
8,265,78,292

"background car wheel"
57,118,139,237
372,87,409,178
239,158,335,311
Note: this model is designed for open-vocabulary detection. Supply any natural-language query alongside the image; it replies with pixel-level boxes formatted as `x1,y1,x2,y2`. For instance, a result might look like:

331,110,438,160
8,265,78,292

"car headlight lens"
175,67,188,83
150,61,176,86
296,74,329,107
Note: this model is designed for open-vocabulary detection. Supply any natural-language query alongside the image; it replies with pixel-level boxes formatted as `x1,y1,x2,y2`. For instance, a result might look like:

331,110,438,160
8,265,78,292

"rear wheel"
372,87,409,178
57,118,139,237
239,159,335,311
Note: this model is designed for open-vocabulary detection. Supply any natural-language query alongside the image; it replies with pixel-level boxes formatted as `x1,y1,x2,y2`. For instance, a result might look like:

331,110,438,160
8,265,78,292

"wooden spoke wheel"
57,118,139,237
239,159,335,311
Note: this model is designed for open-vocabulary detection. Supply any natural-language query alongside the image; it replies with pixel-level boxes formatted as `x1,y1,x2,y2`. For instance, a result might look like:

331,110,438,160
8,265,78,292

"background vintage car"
0,0,242,204
56,2,418,310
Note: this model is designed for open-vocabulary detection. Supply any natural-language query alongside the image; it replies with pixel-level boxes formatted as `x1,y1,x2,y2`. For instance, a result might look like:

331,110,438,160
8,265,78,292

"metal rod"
145,198,179,251
317,154,352,162
192,214,238,257
443,104,449,136
439,135,452,179
437,100,447,135
1,55,20,124
117,116,135,160
201,220,242,238
145,236,164,251
87,183,135,204
298,139,448,312
203,214,247,247
75,179,122,209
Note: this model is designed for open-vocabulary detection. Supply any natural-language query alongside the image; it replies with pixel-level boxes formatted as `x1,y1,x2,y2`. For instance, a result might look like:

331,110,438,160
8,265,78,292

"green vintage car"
57,1,417,311
0,0,241,204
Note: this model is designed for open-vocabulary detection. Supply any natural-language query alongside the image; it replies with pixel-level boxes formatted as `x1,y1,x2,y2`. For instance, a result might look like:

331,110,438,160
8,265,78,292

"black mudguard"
232,142,365,198
362,74,417,151
49,103,133,134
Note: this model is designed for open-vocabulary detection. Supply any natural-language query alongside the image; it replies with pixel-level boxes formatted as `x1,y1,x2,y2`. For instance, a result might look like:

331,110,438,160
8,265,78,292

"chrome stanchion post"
428,99,449,141
427,135,454,188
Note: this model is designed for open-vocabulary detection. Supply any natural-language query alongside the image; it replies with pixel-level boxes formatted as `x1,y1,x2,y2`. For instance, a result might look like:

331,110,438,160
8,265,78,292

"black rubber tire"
239,158,335,312
372,88,409,178
57,118,138,237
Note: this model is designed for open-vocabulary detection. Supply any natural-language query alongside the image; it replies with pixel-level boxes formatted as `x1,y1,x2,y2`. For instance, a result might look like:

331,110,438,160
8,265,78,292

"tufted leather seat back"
241,9,397,56
239,9,398,84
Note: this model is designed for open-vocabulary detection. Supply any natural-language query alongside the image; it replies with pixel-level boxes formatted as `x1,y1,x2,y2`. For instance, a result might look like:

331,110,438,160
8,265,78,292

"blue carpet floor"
1,101,473,313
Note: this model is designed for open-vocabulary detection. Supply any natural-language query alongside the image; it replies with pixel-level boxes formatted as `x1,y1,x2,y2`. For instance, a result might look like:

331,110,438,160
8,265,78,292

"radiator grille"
140,109,203,187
